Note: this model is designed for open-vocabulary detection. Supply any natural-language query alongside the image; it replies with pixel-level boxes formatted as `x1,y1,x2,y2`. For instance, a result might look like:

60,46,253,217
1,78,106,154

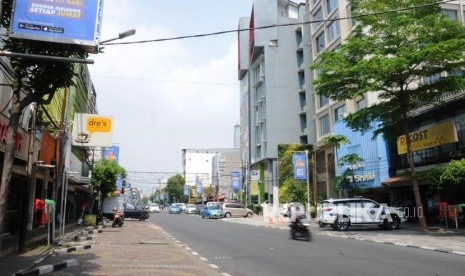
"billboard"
231,171,241,193
103,145,119,163
72,113,113,147
10,0,103,51
292,152,307,180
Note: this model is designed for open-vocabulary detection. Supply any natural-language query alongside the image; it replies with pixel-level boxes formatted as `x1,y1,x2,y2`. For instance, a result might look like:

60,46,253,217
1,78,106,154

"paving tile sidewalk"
222,215,465,256
1,220,223,276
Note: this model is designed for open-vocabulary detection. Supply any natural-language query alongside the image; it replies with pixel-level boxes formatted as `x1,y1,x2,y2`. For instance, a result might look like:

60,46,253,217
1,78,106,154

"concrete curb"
14,259,78,276
54,245,91,255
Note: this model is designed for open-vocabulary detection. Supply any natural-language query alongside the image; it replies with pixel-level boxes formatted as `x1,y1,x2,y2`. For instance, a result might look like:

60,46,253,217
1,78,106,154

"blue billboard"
10,0,103,50
103,145,119,164
292,152,307,180
231,171,241,193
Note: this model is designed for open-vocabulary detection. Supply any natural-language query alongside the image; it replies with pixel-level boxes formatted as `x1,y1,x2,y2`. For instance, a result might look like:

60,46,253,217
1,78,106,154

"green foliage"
311,0,465,137
90,160,126,197
277,144,312,204
427,166,445,191
165,174,186,203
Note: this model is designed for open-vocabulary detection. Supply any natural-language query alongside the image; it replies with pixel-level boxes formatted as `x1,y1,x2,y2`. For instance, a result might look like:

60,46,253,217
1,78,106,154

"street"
153,211,465,276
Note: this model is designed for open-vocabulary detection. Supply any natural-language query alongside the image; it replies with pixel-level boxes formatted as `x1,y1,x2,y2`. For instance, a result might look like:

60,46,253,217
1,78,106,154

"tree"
428,158,465,191
322,134,350,169
0,0,89,245
311,0,465,231
165,174,186,203
90,160,126,198
334,153,365,197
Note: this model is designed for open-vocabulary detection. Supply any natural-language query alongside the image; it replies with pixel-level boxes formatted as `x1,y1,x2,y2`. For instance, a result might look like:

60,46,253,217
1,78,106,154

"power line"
103,0,455,46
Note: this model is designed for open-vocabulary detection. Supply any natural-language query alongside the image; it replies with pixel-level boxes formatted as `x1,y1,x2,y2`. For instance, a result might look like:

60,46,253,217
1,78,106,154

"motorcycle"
290,215,311,242
112,208,124,228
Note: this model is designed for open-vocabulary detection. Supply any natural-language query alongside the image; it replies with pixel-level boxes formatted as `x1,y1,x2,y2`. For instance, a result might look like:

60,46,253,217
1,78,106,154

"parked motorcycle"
290,215,311,242
112,207,124,227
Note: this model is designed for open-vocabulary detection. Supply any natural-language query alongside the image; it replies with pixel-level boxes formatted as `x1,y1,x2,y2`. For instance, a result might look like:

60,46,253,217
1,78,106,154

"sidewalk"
222,215,465,256
0,220,223,276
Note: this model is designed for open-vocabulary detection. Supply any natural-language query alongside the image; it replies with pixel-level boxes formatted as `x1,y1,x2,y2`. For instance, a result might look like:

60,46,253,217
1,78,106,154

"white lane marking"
200,257,208,262
208,264,219,269
192,251,199,256
186,247,192,251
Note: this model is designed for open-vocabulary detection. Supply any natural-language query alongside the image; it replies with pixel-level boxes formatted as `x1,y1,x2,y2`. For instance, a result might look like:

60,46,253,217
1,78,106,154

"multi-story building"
238,0,305,208
182,148,240,201
306,0,465,210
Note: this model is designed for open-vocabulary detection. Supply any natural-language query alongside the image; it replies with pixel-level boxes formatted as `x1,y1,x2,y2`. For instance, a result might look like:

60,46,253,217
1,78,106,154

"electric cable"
103,0,455,46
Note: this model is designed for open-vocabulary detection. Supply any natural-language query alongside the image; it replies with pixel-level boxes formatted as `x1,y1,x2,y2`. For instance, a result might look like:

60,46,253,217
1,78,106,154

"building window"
319,114,330,136
316,32,325,53
443,9,458,21
327,0,338,14
327,20,340,42
334,104,346,121
313,8,324,30
319,94,329,108
424,73,441,85
356,98,366,111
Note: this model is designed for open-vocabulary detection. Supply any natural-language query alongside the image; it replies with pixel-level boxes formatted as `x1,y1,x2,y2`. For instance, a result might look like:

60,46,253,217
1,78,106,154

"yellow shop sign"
397,120,458,155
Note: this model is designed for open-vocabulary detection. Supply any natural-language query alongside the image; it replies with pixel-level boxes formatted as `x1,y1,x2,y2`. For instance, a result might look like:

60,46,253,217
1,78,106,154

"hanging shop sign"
397,120,458,155
72,113,113,147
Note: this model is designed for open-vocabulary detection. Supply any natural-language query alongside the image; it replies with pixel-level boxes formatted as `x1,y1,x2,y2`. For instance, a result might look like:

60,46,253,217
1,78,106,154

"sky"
88,1,254,173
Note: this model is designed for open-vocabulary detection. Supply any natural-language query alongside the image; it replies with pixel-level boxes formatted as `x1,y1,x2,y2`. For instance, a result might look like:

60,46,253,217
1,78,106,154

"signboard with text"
397,120,458,155
10,0,103,51
292,152,307,180
72,113,113,147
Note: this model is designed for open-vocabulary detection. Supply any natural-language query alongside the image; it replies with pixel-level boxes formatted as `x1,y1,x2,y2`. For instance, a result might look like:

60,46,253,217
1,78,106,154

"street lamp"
100,29,136,45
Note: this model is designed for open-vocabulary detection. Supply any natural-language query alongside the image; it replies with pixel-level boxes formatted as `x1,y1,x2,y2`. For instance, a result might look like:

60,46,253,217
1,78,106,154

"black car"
123,203,149,220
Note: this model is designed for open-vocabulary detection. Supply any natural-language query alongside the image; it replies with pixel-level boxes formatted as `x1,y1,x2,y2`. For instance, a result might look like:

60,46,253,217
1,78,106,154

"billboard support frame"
0,50,94,64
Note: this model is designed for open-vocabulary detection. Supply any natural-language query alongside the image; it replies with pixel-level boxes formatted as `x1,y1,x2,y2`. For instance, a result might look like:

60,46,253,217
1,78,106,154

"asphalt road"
150,211,464,276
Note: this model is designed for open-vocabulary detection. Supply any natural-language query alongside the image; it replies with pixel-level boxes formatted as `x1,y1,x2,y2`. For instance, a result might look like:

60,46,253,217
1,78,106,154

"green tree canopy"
165,174,186,203
90,160,126,197
428,159,465,191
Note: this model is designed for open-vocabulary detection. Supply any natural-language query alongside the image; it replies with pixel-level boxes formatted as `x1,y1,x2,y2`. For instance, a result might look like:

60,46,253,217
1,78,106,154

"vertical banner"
250,181,259,196
195,177,203,195
103,145,119,163
183,185,189,196
231,171,241,193
293,152,307,180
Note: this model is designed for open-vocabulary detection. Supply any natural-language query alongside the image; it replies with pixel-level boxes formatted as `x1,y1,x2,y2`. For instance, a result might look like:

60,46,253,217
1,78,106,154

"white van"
102,197,125,219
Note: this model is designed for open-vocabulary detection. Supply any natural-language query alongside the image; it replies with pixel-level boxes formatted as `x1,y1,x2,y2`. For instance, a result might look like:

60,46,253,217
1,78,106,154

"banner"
195,178,203,195
397,120,458,155
183,185,189,196
103,145,119,163
292,152,307,180
231,171,241,193
250,181,259,196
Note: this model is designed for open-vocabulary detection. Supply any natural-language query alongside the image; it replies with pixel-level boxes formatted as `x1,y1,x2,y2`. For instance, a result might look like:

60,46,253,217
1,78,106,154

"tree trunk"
402,117,428,232
0,90,23,252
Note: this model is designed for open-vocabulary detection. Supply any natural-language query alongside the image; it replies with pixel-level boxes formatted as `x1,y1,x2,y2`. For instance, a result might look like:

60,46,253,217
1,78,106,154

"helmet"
113,207,117,212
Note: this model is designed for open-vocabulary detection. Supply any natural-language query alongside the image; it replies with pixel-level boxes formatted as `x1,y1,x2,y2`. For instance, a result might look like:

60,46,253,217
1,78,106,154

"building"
238,0,306,209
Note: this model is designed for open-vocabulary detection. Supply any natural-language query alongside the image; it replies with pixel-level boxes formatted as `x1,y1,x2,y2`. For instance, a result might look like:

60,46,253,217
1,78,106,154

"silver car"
222,203,253,218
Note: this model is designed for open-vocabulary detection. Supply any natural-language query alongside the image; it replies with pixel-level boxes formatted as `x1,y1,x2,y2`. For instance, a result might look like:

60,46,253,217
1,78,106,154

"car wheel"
334,217,350,231
318,221,326,228
290,229,296,239
382,218,394,230
246,212,252,218
224,212,231,218
391,215,401,229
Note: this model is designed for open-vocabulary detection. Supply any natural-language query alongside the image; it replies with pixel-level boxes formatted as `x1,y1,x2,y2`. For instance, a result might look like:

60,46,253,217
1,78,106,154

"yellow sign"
250,181,259,196
87,117,112,133
397,120,458,155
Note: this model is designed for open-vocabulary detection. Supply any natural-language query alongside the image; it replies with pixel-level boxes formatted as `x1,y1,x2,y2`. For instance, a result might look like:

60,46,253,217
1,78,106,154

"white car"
320,198,407,231
148,203,160,213
185,204,197,214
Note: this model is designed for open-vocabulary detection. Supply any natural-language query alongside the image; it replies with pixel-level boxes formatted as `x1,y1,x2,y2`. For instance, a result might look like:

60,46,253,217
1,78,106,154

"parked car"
123,203,150,220
168,204,182,214
201,206,224,219
222,203,253,218
185,204,197,214
149,203,160,213
320,197,407,231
